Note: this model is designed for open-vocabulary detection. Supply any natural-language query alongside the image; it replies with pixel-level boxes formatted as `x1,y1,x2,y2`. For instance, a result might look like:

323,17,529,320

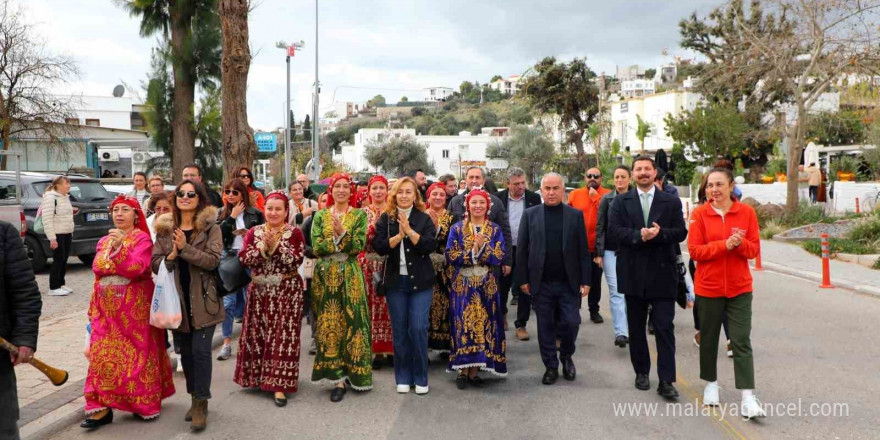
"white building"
424,87,454,102
489,75,522,95
333,127,509,177
330,101,367,119
609,90,704,153
620,79,656,98
63,94,147,131
616,64,645,81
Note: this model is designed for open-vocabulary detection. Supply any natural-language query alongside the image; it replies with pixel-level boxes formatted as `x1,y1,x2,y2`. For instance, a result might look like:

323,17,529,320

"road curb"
755,261,880,298
21,325,242,440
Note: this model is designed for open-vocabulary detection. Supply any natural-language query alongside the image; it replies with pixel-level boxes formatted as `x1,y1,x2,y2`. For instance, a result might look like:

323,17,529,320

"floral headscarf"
465,189,492,217
324,173,357,207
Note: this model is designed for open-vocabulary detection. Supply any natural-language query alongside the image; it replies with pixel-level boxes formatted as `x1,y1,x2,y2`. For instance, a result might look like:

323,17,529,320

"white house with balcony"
620,79,656,98
333,127,509,177
424,87,454,102
609,90,705,153
489,75,522,95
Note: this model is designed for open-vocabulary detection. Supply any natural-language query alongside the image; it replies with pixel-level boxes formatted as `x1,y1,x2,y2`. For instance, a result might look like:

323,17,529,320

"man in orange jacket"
568,167,611,323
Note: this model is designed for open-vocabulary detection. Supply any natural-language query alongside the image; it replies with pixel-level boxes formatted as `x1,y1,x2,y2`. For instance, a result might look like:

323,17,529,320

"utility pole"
276,40,305,192
311,0,321,181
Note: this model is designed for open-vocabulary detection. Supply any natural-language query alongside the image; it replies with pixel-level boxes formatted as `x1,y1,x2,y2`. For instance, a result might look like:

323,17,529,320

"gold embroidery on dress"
89,327,137,391
317,299,344,358
347,329,367,363
462,292,487,345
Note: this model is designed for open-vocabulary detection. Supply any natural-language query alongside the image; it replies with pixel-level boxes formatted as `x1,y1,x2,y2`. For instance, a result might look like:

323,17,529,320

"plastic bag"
150,260,182,329
83,322,92,359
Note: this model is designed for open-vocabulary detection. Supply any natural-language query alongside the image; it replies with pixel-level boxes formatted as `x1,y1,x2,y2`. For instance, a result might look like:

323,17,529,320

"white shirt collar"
637,186,656,198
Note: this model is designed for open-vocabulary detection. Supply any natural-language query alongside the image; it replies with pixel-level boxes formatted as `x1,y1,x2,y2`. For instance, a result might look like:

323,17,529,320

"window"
442,149,450,159
0,179,19,202
85,119,100,127
65,118,79,125
33,181,111,202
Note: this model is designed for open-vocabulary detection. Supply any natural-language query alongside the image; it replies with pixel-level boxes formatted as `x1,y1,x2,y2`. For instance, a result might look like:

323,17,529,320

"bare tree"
218,0,256,181
0,1,80,170
692,0,880,213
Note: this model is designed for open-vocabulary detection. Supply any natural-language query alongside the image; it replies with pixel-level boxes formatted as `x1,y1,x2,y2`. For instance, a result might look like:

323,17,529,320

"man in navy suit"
515,173,590,385
607,156,688,399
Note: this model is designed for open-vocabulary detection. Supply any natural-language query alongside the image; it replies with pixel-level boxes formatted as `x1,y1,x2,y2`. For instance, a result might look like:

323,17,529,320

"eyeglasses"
239,174,252,179
586,173,602,179
224,189,241,196
176,191,198,199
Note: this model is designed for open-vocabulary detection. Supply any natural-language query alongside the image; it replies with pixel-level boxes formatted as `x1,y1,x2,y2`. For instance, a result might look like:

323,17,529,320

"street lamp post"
312,0,320,181
275,40,305,192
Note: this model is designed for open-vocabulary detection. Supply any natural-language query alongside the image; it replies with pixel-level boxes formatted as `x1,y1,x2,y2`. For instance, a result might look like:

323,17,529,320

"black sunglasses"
586,173,602,179
176,190,198,199
239,174,252,179
224,189,241,196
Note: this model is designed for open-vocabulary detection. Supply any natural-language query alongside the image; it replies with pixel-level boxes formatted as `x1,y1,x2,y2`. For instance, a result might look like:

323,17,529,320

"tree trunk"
784,106,807,214
218,0,256,183
169,9,196,183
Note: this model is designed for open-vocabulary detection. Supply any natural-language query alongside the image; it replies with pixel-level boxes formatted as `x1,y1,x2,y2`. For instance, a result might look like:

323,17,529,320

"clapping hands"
640,222,661,242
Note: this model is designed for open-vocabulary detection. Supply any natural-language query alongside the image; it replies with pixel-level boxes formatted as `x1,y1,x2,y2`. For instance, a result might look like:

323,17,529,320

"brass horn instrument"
0,336,69,386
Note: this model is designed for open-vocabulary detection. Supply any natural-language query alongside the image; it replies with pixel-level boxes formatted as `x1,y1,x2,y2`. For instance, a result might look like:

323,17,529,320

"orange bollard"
754,249,763,271
819,233,833,289
855,197,860,214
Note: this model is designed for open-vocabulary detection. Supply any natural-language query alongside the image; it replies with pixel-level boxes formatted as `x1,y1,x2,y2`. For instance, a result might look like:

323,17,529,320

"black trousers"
587,258,603,313
175,325,216,399
49,233,72,290
626,296,676,382
534,280,581,370
0,357,20,440
809,185,819,202
498,247,516,317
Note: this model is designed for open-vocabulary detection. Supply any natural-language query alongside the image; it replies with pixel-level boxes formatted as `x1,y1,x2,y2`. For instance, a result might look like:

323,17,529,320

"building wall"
610,90,704,153
70,96,137,130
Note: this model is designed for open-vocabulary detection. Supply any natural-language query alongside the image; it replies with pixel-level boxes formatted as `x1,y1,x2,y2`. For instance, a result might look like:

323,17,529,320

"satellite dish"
112,85,125,98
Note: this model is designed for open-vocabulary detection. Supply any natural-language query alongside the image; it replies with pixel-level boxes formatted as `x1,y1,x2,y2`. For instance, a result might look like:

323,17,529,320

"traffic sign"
255,132,277,153
288,46,295,57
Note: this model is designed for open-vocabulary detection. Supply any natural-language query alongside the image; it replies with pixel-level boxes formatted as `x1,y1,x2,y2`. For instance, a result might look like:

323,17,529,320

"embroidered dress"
445,221,507,376
234,224,305,393
310,208,373,390
85,231,175,418
358,205,393,355
428,210,455,353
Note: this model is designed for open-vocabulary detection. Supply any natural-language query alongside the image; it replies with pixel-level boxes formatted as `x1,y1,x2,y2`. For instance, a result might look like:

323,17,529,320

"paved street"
17,243,880,440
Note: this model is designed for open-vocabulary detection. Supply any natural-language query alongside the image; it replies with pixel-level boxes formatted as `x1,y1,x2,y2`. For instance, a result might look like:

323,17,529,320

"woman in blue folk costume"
444,188,507,389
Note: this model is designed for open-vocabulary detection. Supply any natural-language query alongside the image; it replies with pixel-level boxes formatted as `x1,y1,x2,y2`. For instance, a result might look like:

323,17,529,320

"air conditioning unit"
132,152,150,164
99,150,120,162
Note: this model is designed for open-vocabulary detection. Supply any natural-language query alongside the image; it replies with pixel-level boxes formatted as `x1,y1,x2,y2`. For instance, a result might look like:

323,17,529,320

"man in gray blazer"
515,173,591,385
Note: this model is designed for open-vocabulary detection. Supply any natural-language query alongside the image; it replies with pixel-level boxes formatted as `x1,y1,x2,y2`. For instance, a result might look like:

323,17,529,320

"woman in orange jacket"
687,167,765,420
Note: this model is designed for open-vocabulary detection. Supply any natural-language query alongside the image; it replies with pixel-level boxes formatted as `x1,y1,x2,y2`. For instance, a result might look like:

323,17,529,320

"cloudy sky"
27,0,721,131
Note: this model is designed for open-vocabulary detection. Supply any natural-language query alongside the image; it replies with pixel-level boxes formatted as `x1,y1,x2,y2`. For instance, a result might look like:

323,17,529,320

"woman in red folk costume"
82,196,175,429
234,191,306,407
359,175,394,368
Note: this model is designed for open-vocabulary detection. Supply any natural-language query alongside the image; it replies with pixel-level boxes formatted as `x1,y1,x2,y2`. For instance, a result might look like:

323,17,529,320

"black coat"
0,221,42,351
514,204,591,297
372,209,438,292
607,188,688,300
219,206,265,250
496,189,542,211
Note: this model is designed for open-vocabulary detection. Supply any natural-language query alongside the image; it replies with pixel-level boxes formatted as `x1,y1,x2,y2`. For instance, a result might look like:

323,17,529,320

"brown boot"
516,327,529,341
185,396,194,422
503,313,509,331
190,398,208,431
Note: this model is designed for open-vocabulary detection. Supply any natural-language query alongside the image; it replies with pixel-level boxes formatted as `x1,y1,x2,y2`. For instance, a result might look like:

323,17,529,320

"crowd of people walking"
0,156,768,438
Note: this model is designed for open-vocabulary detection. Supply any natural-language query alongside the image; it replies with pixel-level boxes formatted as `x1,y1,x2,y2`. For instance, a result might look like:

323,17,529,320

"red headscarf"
109,195,150,236
367,175,389,204
427,182,446,200
465,189,492,216
265,190,290,211
324,173,357,207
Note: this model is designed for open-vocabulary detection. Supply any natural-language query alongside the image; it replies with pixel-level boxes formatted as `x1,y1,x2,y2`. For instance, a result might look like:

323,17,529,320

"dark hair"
182,163,202,176
134,171,147,179
221,178,251,219
613,165,631,176
171,179,209,226
235,166,256,190
147,191,171,212
654,168,667,182
632,156,656,169
438,173,456,184
289,180,304,191
713,159,734,171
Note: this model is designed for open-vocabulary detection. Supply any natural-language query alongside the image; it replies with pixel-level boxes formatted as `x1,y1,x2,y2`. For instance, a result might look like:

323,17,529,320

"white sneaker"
414,385,429,395
741,395,766,419
60,286,73,293
176,354,184,373
396,384,410,394
727,340,733,358
702,382,720,406
48,288,70,296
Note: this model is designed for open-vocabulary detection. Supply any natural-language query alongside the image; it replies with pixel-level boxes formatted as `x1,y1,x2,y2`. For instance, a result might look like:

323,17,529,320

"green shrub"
847,217,880,243
760,221,783,239
782,202,825,227
802,238,880,256
874,258,880,270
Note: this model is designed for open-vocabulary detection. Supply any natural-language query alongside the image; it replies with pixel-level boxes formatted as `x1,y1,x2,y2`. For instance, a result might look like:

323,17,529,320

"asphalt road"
37,267,879,440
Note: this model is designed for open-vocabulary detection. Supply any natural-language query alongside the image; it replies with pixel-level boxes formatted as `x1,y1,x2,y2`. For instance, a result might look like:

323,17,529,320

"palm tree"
636,114,650,155
115,0,221,181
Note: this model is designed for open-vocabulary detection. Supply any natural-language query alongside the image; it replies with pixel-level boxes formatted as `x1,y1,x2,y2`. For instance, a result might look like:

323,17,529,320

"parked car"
0,171,114,273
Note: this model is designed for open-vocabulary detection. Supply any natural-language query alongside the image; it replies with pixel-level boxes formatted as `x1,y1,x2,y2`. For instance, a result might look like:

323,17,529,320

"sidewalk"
751,239,880,297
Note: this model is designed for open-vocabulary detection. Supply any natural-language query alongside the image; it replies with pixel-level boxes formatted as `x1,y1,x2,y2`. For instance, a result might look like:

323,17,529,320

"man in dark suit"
608,156,688,399
515,173,590,385
498,167,542,340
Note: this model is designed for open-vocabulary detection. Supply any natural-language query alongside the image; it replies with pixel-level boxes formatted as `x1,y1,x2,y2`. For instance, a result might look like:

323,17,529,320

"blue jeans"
604,250,628,337
221,287,246,339
385,275,433,387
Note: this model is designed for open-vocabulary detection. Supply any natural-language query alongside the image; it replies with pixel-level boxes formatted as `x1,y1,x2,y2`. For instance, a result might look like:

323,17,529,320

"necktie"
640,193,650,226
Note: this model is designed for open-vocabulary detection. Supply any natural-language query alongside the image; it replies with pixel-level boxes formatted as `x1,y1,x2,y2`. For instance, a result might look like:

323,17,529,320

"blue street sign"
255,132,277,153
